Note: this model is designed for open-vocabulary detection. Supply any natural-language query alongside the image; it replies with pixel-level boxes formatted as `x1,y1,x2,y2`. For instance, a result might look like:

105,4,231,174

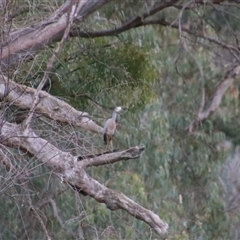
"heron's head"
115,106,122,113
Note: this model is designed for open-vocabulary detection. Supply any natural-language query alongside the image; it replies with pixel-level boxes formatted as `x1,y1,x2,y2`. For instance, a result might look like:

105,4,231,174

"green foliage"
50,38,156,110
3,1,240,239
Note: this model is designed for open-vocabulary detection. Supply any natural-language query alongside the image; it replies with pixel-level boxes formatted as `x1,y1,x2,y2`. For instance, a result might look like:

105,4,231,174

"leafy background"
1,1,240,239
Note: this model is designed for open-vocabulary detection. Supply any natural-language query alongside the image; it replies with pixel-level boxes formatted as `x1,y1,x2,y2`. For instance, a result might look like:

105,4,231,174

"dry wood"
0,0,111,70
1,121,168,235
0,76,103,133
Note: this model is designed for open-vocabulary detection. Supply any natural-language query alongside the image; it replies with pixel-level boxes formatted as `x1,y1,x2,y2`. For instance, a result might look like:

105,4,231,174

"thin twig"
23,2,79,127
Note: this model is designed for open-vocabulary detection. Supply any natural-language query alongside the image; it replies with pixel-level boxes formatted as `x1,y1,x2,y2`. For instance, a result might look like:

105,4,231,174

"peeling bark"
1,121,168,235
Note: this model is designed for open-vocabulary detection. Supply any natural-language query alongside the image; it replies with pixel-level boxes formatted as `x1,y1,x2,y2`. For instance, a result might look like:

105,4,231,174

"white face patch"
115,106,122,112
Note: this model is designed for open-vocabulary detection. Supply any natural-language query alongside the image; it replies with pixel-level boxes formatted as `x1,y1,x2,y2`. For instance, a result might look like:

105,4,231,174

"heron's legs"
104,139,113,152
110,139,113,152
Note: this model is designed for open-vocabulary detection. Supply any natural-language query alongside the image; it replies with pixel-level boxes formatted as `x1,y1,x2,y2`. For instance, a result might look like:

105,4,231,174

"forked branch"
0,121,168,235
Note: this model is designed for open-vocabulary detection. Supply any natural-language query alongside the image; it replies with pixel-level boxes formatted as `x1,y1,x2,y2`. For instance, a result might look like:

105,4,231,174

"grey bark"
1,121,168,235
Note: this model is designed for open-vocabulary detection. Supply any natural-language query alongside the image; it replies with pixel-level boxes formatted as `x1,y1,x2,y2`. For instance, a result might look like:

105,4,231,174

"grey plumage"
103,106,122,149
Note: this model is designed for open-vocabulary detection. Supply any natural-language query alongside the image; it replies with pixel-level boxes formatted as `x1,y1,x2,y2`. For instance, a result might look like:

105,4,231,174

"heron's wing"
104,119,116,135
103,132,108,144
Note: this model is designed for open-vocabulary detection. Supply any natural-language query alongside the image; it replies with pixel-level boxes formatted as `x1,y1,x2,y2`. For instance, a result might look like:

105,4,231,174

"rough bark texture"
1,121,168,234
0,76,103,133
0,0,171,236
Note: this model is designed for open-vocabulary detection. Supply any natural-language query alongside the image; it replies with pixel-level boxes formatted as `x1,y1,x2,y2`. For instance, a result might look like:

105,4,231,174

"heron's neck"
112,111,118,121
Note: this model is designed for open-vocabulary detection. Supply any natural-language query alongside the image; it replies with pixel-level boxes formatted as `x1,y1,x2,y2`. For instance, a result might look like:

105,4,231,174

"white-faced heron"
103,106,122,150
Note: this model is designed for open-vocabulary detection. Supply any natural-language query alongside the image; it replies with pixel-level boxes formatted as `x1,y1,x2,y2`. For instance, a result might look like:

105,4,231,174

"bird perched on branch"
103,106,122,150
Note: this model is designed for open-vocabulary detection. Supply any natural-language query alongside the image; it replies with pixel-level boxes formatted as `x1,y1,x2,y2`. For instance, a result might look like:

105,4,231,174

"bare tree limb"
1,0,233,70
70,18,240,55
0,0,111,69
23,1,79,127
70,0,180,38
188,65,240,132
23,1,82,127
78,146,145,167
0,76,103,133
1,121,168,235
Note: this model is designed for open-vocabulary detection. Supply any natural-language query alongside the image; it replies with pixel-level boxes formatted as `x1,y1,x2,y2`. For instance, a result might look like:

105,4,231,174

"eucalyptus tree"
1,0,240,239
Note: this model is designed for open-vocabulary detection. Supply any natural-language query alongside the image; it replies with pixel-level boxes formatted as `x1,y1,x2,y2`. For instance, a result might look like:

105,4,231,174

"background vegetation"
1,0,240,239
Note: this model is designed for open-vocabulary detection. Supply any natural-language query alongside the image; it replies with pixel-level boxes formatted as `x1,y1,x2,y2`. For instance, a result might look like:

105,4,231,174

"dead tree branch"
189,65,240,132
70,18,239,56
75,18,238,53
0,121,168,235
23,1,79,127
0,76,103,133
70,0,180,38
78,146,145,167
0,0,111,70
1,0,236,70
